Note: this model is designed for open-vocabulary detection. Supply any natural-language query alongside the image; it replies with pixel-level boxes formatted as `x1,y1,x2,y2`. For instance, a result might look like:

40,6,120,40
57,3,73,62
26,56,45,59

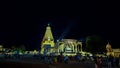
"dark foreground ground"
0,61,95,68
0,60,119,68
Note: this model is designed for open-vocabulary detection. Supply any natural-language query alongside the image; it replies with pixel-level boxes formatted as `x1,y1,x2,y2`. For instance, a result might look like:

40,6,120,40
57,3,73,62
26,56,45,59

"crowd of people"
1,53,120,68
36,54,120,68
33,53,120,68
93,55,120,68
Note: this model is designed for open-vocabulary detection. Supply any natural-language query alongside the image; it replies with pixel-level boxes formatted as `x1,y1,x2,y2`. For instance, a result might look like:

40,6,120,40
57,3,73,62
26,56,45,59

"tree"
11,45,26,54
19,45,26,53
85,35,105,54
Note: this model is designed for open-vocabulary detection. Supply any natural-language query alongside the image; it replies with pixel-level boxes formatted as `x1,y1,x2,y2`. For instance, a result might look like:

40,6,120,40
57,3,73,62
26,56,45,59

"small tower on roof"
40,23,55,55
106,42,112,50
106,42,114,56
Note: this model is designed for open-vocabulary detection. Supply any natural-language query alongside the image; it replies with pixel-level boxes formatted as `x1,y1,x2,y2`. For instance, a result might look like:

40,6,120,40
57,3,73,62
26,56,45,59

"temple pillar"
71,43,74,52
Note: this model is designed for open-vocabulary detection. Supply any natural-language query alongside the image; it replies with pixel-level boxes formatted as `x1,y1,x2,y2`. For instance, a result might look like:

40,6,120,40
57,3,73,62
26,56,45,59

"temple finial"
47,22,50,26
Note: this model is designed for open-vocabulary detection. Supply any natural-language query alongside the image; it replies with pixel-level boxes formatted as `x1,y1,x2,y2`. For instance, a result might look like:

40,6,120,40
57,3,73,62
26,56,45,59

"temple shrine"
40,24,55,55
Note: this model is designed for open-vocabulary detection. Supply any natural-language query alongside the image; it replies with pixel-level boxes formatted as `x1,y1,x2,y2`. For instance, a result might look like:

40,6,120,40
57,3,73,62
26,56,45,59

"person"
119,55,120,67
45,55,48,64
49,55,53,64
77,55,80,62
54,56,58,64
93,56,98,68
107,55,112,68
64,55,68,64
97,57,102,68
115,57,119,67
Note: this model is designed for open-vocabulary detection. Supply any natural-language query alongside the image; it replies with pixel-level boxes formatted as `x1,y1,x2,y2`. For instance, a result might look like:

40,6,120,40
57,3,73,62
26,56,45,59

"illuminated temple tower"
40,24,55,55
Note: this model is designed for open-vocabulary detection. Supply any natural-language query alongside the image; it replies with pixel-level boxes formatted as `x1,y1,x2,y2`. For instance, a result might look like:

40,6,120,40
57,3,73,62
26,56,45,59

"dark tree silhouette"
85,35,106,54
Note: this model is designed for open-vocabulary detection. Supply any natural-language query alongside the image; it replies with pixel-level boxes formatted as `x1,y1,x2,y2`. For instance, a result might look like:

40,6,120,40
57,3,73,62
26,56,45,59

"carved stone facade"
55,39,82,55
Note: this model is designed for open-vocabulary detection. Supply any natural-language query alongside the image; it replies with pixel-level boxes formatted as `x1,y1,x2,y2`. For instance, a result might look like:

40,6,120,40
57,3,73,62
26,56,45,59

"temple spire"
42,23,53,41
40,23,55,54
47,23,50,26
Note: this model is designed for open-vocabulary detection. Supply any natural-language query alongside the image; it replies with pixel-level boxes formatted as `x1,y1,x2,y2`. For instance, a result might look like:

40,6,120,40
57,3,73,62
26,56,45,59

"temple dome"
106,42,111,49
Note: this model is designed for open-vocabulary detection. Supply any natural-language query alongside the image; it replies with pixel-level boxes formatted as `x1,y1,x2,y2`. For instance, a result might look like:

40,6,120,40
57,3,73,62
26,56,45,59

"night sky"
0,1,120,50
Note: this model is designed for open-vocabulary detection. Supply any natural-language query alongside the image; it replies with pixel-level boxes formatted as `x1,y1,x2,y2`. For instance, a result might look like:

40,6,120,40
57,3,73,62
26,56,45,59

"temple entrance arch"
44,45,51,55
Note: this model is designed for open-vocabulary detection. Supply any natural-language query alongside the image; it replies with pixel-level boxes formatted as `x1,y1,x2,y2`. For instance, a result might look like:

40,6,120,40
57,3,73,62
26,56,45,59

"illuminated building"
112,48,120,57
40,24,55,55
106,42,120,57
55,39,82,56
106,42,114,56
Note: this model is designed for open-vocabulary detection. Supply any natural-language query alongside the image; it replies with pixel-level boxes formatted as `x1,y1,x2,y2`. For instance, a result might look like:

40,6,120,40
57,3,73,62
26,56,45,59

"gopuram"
40,24,55,55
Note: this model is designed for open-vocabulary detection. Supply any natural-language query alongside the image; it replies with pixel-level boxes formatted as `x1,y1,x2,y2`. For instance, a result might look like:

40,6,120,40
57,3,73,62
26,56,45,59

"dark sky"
0,1,120,50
